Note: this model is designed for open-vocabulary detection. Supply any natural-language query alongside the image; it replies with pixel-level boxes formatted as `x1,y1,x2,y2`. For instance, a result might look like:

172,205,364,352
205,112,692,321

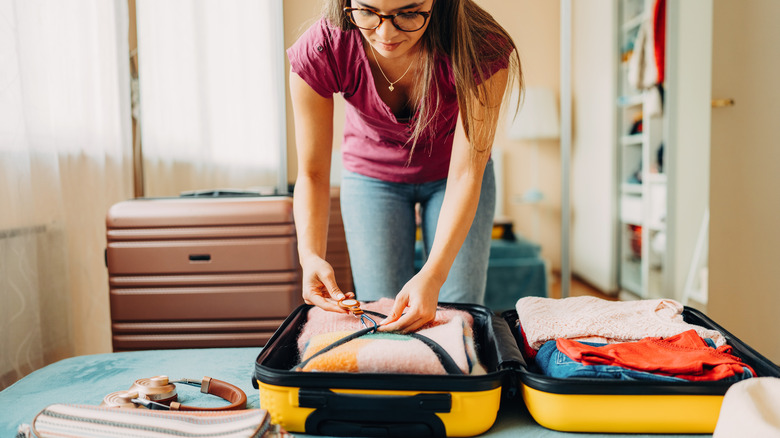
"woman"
288,0,522,332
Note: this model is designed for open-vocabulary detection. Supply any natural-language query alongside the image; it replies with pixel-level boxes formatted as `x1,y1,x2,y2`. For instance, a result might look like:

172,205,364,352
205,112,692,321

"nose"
374,17,397,40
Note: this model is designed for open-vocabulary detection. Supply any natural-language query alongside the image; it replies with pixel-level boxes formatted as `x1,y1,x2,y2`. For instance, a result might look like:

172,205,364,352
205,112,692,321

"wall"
282,1,563,271
483,1,561,271
570,0,618,293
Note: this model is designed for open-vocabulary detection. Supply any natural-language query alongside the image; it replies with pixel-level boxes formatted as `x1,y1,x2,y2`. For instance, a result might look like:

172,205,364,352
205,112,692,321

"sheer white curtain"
136,0,286,196
0,0,132,388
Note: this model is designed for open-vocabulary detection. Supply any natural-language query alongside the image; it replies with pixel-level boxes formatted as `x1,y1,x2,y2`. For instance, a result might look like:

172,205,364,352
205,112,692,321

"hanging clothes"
627,0,666,117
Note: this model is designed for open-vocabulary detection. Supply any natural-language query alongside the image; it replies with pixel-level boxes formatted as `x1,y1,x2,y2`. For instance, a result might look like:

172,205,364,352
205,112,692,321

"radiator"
0,223,71,390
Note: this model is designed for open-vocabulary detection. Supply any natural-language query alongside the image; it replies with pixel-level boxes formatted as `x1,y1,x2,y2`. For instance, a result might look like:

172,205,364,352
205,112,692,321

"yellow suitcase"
503,306,780,434
253,303,522,437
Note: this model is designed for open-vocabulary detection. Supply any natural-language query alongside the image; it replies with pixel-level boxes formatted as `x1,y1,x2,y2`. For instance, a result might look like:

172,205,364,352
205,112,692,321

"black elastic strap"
293,311,465,375
292,325,377,372
407,332,464,375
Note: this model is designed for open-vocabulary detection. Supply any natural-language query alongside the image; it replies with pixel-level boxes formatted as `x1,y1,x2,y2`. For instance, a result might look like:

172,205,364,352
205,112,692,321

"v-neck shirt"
287,18,505,184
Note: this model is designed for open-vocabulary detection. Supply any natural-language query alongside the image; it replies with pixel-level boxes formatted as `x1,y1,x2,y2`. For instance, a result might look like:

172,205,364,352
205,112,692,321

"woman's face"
348,0,435,59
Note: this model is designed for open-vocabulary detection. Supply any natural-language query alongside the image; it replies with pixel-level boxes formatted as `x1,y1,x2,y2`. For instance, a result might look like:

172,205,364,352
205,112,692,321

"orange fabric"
557,330,755,382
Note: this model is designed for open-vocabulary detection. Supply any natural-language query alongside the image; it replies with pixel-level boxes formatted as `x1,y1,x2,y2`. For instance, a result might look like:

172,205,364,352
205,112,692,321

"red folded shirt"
556,329,755,381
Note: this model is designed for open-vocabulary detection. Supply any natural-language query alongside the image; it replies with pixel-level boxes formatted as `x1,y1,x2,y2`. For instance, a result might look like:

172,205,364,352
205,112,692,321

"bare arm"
380,68,510,332
289,72,349,313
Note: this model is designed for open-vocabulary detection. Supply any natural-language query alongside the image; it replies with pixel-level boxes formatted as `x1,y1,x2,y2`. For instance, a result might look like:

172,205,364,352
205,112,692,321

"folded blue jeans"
339,160,495,304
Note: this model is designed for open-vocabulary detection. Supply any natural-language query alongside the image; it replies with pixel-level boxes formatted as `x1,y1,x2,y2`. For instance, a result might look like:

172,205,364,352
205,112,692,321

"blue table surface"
0,347,710,438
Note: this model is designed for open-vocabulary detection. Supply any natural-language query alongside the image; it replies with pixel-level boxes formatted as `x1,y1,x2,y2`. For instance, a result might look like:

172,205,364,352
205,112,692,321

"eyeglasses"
344,7,431,32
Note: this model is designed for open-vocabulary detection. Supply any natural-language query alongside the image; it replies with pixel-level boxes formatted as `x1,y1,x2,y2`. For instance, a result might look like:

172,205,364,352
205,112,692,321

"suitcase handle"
179,189,273,197
299,388,449,437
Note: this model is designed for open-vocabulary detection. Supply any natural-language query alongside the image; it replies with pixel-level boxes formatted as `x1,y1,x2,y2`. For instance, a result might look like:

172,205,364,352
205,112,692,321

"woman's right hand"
300,255,352,313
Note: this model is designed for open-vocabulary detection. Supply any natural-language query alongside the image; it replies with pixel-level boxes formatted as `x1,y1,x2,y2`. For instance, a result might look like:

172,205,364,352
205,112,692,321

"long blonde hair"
324,0,523,156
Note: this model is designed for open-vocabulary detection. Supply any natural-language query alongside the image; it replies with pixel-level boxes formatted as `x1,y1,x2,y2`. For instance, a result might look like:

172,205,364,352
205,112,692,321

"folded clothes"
515,296,726,351
536,339,690,382
298,298,475,353
556,330,755,382
296,298,485,375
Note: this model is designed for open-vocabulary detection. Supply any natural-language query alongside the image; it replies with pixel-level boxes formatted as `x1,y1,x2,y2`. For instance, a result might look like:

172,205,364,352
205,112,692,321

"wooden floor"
548,273,618,301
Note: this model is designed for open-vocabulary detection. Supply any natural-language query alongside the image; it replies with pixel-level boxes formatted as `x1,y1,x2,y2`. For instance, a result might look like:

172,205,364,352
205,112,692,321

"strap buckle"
338,298,377,329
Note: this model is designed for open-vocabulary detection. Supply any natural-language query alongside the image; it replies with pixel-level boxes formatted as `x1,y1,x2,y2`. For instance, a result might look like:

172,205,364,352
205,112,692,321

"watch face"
340,299,359,307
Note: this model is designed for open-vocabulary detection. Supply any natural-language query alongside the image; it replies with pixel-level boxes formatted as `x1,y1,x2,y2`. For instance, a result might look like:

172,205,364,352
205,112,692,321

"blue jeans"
339,160,495,304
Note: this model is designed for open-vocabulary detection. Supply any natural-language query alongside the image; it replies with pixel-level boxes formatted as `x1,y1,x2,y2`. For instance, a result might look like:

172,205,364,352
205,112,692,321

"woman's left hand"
378,272,443,333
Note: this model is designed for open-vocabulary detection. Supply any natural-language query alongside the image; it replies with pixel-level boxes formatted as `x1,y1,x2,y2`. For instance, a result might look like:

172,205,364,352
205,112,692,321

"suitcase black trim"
254,303,523,393
300,389,449,437
503,306,780,396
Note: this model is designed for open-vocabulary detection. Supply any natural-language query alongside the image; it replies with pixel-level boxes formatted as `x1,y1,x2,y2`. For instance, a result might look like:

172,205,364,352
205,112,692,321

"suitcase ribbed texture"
106,196,303,351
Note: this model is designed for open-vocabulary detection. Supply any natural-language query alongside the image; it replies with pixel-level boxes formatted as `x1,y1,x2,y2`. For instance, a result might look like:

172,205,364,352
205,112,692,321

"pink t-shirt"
287,18,507,184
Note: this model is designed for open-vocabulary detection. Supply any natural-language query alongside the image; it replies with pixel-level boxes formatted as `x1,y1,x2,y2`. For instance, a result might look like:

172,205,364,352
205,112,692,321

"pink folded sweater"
297,298,485,375
516,296,726,351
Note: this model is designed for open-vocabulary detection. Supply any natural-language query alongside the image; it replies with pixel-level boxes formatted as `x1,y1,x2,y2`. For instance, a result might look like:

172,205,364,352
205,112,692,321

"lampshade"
506,86,561,140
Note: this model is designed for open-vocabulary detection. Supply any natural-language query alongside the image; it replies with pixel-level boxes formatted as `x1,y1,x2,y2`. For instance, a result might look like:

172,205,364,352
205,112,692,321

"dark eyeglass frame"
343,7,431,32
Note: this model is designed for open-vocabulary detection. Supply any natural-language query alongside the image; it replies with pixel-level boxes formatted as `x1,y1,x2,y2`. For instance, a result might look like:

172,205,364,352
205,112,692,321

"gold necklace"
368,43,415,92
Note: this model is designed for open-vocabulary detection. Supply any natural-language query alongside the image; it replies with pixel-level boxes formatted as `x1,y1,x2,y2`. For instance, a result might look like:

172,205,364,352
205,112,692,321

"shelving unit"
616,0,667,299
572,0,711,303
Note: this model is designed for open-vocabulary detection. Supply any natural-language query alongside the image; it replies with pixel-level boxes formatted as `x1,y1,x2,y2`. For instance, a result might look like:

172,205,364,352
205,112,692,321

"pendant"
388,84,394,92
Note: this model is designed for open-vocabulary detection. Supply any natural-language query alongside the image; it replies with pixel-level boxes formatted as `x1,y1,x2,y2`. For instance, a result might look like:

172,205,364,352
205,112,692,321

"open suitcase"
254,301,780,436
504,306,780,434
253,303,522,437
105,194,303,351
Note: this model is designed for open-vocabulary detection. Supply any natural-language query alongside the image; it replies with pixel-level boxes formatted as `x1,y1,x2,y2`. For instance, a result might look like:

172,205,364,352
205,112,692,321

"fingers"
379,299,436,333
301,259,352,314
379,295,407,326
306,291,346,313
319,271,346,302
380,312,429,333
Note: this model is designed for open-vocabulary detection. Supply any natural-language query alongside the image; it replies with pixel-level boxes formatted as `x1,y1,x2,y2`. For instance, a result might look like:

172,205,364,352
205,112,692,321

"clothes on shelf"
627,0,667,117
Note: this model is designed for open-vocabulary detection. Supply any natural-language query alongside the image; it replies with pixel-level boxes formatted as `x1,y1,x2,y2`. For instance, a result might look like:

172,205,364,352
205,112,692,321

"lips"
375,40,401,51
